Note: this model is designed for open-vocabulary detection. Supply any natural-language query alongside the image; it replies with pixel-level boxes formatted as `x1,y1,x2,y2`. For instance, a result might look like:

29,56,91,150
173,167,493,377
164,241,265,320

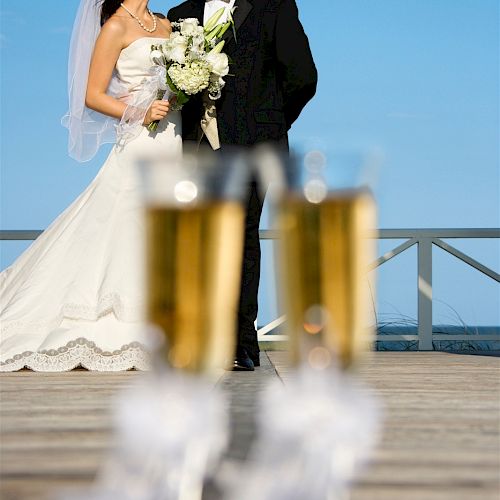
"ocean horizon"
259,323,500,352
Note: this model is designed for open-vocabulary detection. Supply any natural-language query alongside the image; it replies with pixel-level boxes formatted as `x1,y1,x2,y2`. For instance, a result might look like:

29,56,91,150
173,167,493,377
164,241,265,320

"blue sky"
1,0,499,326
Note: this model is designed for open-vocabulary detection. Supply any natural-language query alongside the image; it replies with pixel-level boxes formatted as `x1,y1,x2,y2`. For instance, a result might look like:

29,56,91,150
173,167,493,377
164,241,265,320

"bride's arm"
85,21,128,119
85,21,169,125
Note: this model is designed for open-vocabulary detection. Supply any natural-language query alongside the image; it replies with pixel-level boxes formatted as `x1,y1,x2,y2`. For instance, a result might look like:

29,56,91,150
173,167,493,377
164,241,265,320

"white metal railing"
258,228,500,350
2,228,499,351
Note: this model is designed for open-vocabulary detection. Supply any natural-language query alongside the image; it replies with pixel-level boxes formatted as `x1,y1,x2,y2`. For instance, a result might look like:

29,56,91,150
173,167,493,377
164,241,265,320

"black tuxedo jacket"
167,0,317,146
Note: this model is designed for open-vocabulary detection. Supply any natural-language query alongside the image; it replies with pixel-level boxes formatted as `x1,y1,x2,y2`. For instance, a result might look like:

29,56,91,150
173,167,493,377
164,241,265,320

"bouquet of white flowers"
147,8,233,132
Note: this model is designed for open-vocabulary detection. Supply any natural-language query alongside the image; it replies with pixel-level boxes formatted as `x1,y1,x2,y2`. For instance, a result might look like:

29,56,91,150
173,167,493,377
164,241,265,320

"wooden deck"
1,352,499,500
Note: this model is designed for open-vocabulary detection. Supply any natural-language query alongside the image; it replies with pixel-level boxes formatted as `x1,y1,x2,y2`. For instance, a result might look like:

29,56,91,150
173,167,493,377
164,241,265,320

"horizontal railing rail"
2,228,499,350
0,230,43,240
261,229,500,349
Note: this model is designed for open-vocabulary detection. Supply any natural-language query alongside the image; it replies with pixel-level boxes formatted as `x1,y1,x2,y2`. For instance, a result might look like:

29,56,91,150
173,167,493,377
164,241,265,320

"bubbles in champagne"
281,191,377,370
303,305,329,335
304,149,327,173
146,203,245,374
303,149,328,203
168,344,194,370
304,178,328,204
174,180,198,204
308,346,332,371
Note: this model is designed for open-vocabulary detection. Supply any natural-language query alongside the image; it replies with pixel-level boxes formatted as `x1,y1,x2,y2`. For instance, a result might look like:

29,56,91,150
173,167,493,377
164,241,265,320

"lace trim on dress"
1,292,144,336
64,292,144,321
0,337,151,372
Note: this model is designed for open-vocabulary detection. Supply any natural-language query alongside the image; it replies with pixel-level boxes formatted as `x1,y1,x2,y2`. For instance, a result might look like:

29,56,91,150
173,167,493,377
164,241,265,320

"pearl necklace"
120,3,157,33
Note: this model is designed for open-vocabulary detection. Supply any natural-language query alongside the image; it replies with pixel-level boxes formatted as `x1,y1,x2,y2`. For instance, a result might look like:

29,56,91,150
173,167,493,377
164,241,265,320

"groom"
168,0,317,370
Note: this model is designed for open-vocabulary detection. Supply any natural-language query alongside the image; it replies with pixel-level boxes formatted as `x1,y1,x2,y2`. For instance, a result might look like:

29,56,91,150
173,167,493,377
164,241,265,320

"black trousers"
236,178,265,360
194,136,286,361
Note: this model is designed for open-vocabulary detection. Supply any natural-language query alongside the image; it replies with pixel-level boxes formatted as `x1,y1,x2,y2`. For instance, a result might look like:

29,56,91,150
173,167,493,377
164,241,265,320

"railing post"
417,237,433,350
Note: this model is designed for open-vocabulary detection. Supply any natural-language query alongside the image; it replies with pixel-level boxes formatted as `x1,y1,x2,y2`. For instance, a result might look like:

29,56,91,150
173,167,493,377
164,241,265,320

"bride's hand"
143,100,170,126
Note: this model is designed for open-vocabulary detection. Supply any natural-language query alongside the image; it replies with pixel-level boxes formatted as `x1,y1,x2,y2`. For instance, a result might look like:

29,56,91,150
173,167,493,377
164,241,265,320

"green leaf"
228,8,237,43
165,70,190,107
176,91,190,106
166,70,178,93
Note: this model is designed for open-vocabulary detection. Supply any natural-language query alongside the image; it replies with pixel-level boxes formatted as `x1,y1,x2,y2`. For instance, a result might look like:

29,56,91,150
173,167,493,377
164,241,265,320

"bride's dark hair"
100,0,122,26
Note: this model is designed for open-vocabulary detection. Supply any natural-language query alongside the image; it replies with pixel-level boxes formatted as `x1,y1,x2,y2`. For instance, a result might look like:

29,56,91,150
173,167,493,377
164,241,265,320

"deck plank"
269,351,500,500
1,352,499,499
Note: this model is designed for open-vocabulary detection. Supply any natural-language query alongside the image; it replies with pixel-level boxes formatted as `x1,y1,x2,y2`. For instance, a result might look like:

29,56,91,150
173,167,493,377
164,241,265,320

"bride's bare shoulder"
93,16,128,52
100,15,128,38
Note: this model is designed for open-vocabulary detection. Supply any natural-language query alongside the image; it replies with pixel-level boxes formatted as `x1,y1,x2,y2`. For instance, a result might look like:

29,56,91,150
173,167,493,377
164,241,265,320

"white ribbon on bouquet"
201,94,221,150
115,66,169,148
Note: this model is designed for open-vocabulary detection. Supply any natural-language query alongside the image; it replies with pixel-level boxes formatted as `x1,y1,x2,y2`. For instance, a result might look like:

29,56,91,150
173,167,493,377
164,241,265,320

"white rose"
173,34,188,47
180,18,199,36
170,46,186,64
169,36,188,64
206,52,229,77
191,33,205,54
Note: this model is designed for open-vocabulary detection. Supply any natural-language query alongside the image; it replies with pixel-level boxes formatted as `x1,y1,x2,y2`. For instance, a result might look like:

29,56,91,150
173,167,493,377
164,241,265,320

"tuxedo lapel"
221,0,253,44
233,0,253,32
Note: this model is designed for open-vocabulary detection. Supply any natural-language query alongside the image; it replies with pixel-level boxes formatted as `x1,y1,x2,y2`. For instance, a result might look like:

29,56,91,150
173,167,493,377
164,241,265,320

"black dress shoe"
232,349,255,371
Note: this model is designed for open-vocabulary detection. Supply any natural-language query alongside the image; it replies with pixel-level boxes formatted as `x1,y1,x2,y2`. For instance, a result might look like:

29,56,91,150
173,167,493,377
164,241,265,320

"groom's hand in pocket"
143,100,170,126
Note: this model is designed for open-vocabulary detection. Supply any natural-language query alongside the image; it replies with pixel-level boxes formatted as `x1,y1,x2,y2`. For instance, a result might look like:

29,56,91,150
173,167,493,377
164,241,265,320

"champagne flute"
139,146,249,375
276,146,379,370
221,146,382,500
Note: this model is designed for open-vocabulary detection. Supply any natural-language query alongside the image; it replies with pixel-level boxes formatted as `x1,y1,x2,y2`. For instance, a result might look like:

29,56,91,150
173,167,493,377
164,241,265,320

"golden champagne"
146,202,245,374
280,190,377,369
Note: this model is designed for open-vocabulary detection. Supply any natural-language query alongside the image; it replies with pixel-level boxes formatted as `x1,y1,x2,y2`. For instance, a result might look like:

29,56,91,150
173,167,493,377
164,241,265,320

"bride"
0,0,181,371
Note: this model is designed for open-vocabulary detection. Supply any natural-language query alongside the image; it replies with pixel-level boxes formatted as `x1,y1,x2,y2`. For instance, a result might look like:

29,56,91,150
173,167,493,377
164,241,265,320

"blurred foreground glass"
274,147,379,370
139,148,248,375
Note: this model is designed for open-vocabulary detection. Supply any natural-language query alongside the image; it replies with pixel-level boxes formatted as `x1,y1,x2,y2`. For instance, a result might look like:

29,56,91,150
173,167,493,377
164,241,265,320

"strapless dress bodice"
115,37,168,91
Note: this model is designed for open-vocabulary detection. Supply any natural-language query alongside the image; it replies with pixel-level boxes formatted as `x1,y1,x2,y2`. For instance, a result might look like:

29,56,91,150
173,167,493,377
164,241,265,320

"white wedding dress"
0,37,182,372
